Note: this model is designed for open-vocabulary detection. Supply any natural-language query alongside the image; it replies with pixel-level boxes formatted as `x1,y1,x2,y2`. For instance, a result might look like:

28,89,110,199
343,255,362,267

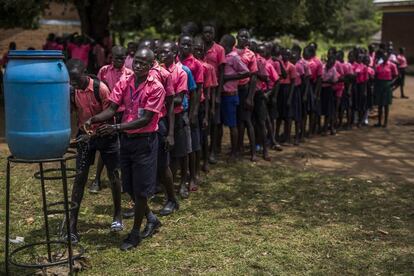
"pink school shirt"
397,54,408,68
367,67,375,80
279,61,297,85
354,63,368,84
43,41,64,51
255,54,269,91
269,58,282,75
294,61,305,86
223,50,249,94
322,66,338,87
375,61,398,81
180,54,204,84
163,62,188,114
264,59,279,90
124,55,134,70
308,57,323,82
109,73,166,134
204,42,226,75
149,61,174,117
200,62,216,102
97,65,133,112
333,61,346,96
67,43,91,67
236,47,258,86
74,77,111,132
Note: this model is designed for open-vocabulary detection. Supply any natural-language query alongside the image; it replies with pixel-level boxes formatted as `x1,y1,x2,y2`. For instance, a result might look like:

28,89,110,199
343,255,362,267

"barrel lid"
8,50,64,59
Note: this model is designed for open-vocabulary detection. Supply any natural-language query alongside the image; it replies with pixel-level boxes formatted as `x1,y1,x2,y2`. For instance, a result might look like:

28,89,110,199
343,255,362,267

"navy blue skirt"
321,86,336,118
352,82,367,113
276,84,290,119
290,86,302,121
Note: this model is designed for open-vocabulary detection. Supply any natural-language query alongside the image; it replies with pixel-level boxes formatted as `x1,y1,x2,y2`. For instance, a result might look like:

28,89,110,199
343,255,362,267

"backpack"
70,75,108,106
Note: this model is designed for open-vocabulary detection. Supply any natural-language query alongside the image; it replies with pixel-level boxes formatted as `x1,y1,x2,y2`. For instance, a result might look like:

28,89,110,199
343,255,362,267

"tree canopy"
0,0,380,42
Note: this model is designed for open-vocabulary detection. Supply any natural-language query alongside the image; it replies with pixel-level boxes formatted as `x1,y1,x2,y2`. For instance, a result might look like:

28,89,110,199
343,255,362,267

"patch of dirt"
271,76,414,183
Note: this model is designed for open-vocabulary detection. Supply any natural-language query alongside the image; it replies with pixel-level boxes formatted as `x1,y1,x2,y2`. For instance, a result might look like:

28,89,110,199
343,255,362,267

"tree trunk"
73,0,113,40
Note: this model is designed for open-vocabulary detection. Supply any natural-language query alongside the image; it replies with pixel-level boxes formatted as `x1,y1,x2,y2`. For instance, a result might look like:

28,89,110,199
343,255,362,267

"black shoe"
120,232,141,251
123,208,135,219
179,184,189,199
159,200,179,216
89,180,100,194
141,218,161,239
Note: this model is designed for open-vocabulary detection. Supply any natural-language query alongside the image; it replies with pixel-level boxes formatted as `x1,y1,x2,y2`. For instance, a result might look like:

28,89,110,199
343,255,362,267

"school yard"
0,78,413,275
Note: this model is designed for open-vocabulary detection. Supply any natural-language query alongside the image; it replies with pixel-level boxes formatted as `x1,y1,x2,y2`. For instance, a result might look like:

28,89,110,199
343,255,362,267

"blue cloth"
221,95,239,128
182,65,197,112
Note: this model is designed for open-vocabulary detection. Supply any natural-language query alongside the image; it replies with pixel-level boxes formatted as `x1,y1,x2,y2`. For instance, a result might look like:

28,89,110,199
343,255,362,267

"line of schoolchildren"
67,25,408,251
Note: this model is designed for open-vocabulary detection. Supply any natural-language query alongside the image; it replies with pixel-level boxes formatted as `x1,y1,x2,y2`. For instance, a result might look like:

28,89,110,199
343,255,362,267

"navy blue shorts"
171,112,191,158
190,126,201,152
237,84,252,122
221,94,239,127
76,133,119,174
157,117,170,171
120,132,158,198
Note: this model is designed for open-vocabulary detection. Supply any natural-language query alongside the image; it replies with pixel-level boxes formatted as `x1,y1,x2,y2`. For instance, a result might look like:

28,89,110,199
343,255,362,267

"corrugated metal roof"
374,0,414,6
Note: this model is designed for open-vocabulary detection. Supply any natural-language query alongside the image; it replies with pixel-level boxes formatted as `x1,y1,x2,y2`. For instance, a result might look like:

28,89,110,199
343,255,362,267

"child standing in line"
374,52,399,128
276,48,297,145
220,34,250,161
235,29,258,161
321,55,338,135
336,50,354,130
290,51,304,145
364,54,375,125
178,34,204,193
193,36,218,173
353,53,369,127
252,43,271,160
396,47,408,99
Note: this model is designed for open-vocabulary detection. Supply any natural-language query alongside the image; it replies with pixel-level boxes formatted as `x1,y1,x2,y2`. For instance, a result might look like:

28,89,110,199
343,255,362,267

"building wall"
382,11,414,63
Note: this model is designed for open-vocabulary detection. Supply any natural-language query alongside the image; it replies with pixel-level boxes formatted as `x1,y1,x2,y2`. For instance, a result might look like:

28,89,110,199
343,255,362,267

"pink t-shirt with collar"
204,42,226,76
162,62,188,114
223,50,249,94
279,61,297,85
236,47,258,86
74,77,112,131
109,73,166,134
67,42,91,67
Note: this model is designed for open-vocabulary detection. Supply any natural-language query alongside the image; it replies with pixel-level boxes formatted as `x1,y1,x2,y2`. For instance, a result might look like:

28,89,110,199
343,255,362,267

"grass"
0,156,413,275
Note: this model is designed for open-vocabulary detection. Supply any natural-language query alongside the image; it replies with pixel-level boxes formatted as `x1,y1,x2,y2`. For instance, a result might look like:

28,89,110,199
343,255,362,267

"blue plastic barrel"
3,50,71,160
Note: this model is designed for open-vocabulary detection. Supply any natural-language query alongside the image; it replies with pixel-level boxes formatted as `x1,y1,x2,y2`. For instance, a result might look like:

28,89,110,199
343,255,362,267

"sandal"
111,221,124,232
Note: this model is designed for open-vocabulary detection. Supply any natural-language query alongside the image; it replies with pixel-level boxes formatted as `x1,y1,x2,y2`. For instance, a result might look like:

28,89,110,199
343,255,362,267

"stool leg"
5,160,11,275
60,160,73,275
39,162,52,262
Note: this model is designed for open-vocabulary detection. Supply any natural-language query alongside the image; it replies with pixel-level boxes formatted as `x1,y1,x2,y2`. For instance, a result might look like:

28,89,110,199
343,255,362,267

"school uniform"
253,55,270,124
297,58,312,115
332,61,345,99
199,61,217,145
170,64,194,158
204,42,225,124
221,50,249,128
67,42,91,67
180,54,204,153
353,63,368,114
267,58,282,119
308,57,323,115
367,67,375,109
374,61,398,106
97,64,134,122
109,71,165,198
290,61,303,122
278,61,298,120
321,66,338,119
236,47,258,122
340,62,354,111
146,62,175,172
397,54,408,88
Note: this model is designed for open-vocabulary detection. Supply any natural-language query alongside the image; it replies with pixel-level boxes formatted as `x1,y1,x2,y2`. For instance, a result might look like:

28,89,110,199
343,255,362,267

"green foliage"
328,0,381,43
0,0,46,28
